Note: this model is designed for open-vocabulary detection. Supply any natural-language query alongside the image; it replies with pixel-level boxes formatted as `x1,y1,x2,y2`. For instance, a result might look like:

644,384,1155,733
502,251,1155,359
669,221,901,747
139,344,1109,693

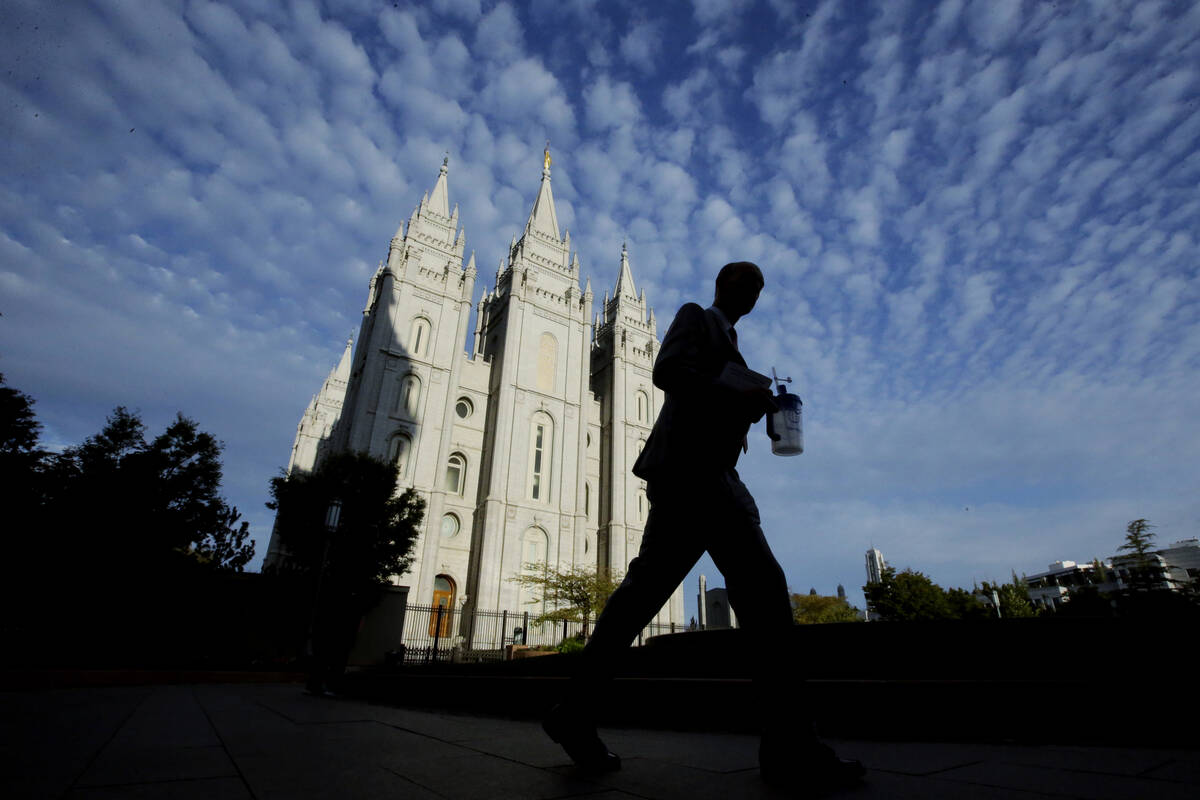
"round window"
440,514,460,539
455,397,473,419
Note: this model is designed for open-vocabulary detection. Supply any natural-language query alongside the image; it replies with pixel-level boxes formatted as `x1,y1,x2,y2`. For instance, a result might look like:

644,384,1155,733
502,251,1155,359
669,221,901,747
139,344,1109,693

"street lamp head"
325,499,343,532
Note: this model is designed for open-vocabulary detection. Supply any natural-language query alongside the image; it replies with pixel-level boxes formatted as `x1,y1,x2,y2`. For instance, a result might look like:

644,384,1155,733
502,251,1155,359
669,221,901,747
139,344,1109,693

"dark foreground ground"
3,681,1197,800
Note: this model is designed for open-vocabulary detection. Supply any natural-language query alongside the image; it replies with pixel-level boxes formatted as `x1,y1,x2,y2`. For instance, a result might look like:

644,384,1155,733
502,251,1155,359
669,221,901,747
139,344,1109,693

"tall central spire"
525,145,561,241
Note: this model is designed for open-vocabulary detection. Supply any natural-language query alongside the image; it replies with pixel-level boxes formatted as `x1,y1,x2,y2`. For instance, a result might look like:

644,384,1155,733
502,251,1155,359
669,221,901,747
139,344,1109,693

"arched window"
518,528,549,612
536,332,557,393
636,390,649,422
584,483,591,518
398,374,421,417
409,317,432,358
522,527,548,566
528,412,553,501
445,453,466,495
389,433,412,478
636,488,647,522
429,575,455,637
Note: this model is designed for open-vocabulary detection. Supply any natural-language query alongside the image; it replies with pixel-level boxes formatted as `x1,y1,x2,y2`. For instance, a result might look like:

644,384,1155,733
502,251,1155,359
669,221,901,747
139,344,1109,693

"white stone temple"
265,151,685,632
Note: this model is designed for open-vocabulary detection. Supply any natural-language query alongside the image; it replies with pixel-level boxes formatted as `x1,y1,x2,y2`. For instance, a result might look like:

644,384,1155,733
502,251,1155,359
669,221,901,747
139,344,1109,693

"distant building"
1024,560,1113,611
1110,551,1192,594
864,548,888,621
1156,539,1200,582
1023,538,1199,611
703,587,738,630
865,548,887,585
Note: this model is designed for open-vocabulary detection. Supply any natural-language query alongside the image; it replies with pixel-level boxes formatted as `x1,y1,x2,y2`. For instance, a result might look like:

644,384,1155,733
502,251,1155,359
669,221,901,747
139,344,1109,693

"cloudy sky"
3,0,1198,616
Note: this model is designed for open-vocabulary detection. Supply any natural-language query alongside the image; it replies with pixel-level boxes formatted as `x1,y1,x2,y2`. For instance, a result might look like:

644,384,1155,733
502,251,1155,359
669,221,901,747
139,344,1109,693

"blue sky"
2,0,1198,617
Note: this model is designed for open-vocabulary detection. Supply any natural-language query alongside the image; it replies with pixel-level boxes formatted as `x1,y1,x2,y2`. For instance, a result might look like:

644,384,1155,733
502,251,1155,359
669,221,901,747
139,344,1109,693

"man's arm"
652,303,719,396
654,303,777,421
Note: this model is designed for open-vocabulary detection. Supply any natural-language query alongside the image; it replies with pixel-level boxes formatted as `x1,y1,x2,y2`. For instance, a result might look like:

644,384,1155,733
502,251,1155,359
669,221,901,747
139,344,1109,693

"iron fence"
395,603,681,664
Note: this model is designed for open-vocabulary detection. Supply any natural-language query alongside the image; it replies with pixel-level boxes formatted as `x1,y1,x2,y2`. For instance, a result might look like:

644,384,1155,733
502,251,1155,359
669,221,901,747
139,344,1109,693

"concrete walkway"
3,683,1196,799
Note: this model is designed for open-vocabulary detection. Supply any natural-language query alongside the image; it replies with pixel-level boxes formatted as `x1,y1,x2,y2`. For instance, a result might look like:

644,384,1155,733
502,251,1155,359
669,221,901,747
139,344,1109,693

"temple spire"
614,241,637,300
332,337,353,384
427,154,450,217
525,146,561,240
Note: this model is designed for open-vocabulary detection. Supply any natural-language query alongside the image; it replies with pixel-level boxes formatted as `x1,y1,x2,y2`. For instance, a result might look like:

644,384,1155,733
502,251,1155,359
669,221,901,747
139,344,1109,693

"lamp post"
305,499,342,694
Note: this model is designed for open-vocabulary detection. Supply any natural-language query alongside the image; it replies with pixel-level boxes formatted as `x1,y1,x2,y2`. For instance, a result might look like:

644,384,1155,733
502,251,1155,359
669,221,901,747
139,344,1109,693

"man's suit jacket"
632,303,759,482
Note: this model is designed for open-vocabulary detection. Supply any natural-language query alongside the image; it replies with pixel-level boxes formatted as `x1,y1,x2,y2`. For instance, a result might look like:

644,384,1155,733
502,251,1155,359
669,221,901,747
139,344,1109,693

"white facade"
266,155,684,634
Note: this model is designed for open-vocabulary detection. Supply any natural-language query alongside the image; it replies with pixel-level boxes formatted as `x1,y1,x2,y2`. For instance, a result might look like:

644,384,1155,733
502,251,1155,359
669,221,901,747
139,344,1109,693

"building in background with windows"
863,548,888,621
265,153,683,637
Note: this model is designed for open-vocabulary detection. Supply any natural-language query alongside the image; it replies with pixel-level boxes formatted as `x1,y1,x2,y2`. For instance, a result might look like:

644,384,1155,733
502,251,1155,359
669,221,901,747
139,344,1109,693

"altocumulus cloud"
1,0,1197,613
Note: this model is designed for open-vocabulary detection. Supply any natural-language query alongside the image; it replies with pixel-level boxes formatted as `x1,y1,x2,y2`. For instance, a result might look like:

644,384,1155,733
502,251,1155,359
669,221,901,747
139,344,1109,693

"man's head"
713,261,764,322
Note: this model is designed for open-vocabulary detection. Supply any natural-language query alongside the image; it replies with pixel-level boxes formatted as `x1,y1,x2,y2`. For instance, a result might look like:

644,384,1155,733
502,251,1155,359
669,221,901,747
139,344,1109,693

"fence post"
499,610,507,649
430,605,444,663
522,611,529,645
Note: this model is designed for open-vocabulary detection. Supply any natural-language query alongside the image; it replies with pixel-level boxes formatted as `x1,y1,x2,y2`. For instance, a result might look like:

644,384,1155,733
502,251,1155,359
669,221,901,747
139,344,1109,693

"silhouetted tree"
0,372,42,462
1,374,49,619
1116,518,1158,592
45,408,254,575
267,451,423,688
267,450,423,596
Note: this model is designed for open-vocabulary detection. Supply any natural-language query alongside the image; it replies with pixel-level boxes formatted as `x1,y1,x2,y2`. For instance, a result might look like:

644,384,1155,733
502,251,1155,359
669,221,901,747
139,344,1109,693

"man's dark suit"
582,303,795,707
631,303,753,481
553,290,863,789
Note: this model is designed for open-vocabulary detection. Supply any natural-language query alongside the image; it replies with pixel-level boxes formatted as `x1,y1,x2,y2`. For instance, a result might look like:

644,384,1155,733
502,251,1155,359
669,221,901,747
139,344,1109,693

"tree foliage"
43,408,256,574
863,567,954,621
0,372,42,460
1116,518,1159,592
981,575,1038,618
266,451,424,596
4,388,261,662
509,563,624,625
864,567,1038,621
791,592,862,624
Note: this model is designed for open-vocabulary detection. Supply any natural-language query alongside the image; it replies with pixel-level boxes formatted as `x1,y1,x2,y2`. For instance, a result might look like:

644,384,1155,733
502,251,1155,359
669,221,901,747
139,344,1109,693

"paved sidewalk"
2,683,1196,799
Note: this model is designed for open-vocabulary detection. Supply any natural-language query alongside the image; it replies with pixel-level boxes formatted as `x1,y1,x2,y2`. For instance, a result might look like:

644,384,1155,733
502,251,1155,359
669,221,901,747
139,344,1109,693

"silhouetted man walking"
544,262,865,793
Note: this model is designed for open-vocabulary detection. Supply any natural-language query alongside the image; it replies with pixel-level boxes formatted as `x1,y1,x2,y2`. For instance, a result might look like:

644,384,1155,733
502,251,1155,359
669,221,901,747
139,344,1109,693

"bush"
556,635,585,655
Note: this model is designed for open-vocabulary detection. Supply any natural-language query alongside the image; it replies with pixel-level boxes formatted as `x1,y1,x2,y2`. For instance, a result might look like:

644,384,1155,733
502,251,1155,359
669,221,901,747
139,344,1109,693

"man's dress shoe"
542,704,621,773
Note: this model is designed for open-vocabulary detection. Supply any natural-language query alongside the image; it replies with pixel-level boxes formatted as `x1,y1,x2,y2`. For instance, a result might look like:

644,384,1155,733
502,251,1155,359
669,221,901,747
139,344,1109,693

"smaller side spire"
614,241,637,299
427,155,450,217
333,337,354,383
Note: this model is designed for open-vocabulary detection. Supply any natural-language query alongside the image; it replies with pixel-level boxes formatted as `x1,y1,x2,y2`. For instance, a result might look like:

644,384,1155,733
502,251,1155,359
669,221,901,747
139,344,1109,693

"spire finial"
544,140,551,170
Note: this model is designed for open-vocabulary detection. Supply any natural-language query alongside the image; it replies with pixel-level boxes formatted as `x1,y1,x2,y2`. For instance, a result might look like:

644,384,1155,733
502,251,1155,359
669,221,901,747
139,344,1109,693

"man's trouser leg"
568,476,707,715
703,471,812,745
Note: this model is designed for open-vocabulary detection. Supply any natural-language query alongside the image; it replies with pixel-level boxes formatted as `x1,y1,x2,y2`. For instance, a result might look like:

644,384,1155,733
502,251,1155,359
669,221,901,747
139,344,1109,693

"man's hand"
740,386,779,423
